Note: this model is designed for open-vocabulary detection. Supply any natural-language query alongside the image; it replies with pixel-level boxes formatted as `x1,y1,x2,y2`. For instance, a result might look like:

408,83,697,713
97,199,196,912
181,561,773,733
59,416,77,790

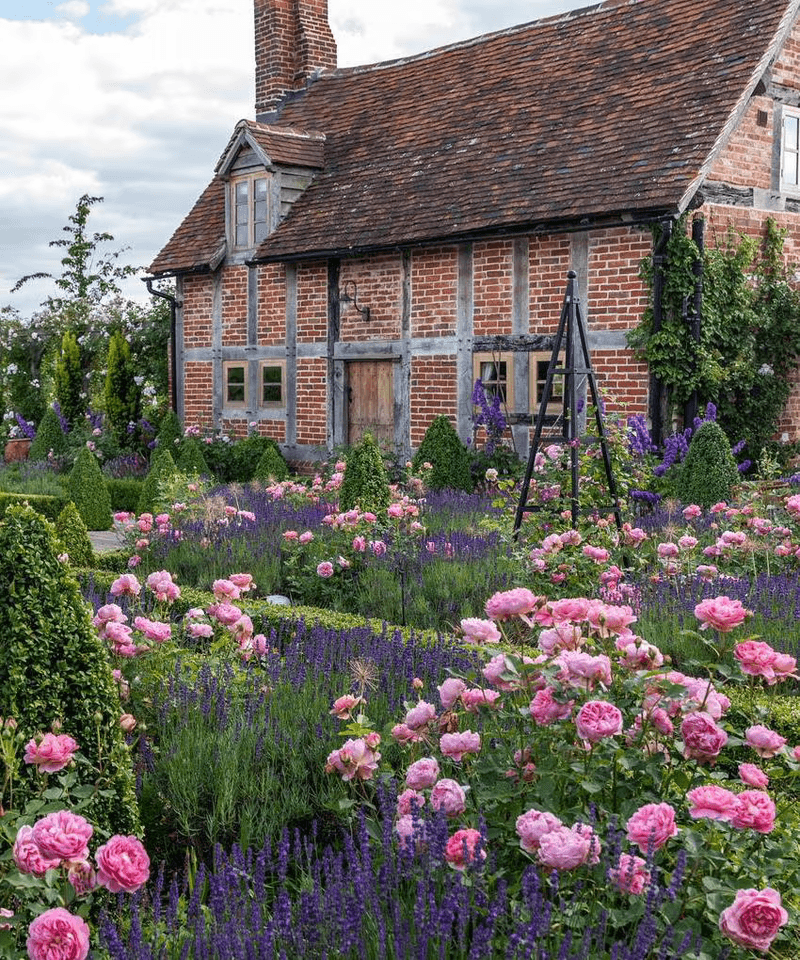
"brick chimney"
254,0,337,119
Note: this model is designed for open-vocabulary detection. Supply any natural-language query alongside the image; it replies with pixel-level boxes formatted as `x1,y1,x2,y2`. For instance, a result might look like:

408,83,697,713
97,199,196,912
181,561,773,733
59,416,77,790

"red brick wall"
410,355,457,447
709,96,774,192
183,361,214,427
473,240,512,335
183,276,214,348
530,235,571,333
258,263,287,344
588,227,651,332
411,247,458,337
250,419,287,443
221,266,248,346
591,351,650,419
297,262,328,342
340,254,402,341
296,357,327,444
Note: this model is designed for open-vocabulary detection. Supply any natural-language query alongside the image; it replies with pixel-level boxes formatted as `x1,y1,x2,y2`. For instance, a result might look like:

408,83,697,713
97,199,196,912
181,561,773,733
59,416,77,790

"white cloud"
55,1,91,18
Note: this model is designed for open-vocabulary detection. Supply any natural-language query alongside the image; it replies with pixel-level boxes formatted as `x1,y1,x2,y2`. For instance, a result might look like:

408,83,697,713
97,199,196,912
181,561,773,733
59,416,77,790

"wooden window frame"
231,173,270,249
223,361,247,409
472,352,514,410
781,108,800,191
530,350,565,417
259,359,286,408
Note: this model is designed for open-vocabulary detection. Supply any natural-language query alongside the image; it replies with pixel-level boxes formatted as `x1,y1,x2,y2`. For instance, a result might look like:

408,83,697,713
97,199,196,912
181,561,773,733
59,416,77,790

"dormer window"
233,174,270,248
781,109,800,190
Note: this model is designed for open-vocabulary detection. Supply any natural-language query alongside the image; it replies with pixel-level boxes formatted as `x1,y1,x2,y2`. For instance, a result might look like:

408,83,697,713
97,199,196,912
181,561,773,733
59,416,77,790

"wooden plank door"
347,360,394,446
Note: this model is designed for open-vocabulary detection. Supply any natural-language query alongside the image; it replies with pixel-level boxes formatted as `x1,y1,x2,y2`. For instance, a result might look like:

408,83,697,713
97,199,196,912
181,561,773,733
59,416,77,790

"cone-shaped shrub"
104,329,141,445
53,329,85,427
177,436,211,477
155,409,182,454
413,415,474,492
28,405,68,461
137,447,177,515
54,500,94,567
676,420,740,508
69,446,113,530
0,505,139,836
253,442,289,482
339,432,391,515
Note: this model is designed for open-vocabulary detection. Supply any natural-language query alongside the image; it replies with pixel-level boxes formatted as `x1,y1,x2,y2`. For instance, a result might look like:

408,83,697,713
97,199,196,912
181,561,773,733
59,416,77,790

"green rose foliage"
54,500,94,568
68,446,113,531
413,415,474,492
338,432,392,515
675,420,740,508
28,406,69,462
0,505,139,837
137,447,177,515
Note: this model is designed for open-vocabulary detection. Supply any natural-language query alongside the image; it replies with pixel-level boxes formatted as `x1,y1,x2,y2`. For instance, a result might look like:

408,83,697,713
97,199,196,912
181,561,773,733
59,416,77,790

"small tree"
69,446,113,530
28,405,68,461
137,447,177,515
54,500,94,567
104,329,141,445
413,416,474,492
339,433,392,515
53,329,85,427
675,420,740,508
253,442,289,482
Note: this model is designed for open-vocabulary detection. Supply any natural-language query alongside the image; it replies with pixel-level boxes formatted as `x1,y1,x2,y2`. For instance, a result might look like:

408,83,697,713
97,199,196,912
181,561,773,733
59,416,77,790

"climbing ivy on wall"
628,215,800,464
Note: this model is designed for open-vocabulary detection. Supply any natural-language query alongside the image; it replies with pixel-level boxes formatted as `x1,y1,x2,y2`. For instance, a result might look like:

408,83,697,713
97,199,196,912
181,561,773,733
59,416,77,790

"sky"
0,0,590,317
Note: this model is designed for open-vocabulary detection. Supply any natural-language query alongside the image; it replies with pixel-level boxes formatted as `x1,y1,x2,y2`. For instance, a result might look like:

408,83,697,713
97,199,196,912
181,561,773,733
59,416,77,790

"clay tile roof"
243,121,326,169
149,178,226,276
150,0,797,273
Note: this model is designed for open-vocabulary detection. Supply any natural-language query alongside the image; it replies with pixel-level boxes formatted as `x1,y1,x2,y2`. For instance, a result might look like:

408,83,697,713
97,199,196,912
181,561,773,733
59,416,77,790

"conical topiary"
137,447,177,515
676,420,741,508
28,405,68,461
253,442,289,482
412,415,474,492
155,409,182,455
177,436,211,477
338,432,391,515
54,500,95,567
68,446,113,531
0,505,139,836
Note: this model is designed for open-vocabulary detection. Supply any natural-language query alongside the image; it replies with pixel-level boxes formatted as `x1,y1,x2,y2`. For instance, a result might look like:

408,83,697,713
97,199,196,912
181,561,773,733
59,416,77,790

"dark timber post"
683,217,704,428
649,219,673,448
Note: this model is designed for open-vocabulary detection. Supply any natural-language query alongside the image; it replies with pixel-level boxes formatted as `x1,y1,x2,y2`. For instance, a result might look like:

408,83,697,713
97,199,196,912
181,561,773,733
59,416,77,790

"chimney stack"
254,0,337,119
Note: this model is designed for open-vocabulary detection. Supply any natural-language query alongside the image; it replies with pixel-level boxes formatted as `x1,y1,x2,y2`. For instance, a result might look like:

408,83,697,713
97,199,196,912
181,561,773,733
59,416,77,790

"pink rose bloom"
556,651,612,691
626,802,678,853
444,828,485,871
212,578,240,601
430,778,467,816
683,504,702,519
439,730,481,762
229,573,254,592
105,621,137,656
515,808,563,853
370,539,387,556
298,531,314,544
686,785,738,821
696,564,718,580
330,694,362,720
529,687,573,725
133,616,172,643
739,763,769,790
538,622,584,655
391,723,422,744
731,791,776,833
482,653,521,690
582,544,610,563
13,825,61,876
734,641,791,685
67,859,97,896
26,907,90,960
610,853,650,895
549,597,591,623
678,535,698,550
387,502,404,519
719,888,788,953
460,687,501,712
575,700,623,743
283,529,298,541
325,738,381,781
146,570,180,603
396,789,426,817
680,711,728,763
188,622,214,639
32,810,93,863
395,814,425,852
657,542,679,558
405,757,440,790
352,535,367,552
484,587,539,621
459,618,502,644
404,700,436,730
120,713,137,733
537,825,592,871
437,677,467,710
110,573,141,597
316,561,335,578
208,603,243,626
571,822,601,864
137,513,153,533
95,835,151,893
93,603,126,628
24,732,79,773
694,595,750,632
745,724,787,758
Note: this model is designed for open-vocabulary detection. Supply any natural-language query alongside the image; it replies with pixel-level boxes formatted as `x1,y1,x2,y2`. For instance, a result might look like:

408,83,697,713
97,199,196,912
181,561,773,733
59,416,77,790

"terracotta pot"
4,438,31,463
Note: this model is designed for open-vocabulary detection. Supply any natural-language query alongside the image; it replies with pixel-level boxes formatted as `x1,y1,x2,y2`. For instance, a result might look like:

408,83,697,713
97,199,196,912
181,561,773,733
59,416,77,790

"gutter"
144,278,183,414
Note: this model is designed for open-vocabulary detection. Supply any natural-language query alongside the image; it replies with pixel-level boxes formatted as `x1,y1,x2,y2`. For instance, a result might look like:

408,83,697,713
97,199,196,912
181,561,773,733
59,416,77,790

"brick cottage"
149,0,800,468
